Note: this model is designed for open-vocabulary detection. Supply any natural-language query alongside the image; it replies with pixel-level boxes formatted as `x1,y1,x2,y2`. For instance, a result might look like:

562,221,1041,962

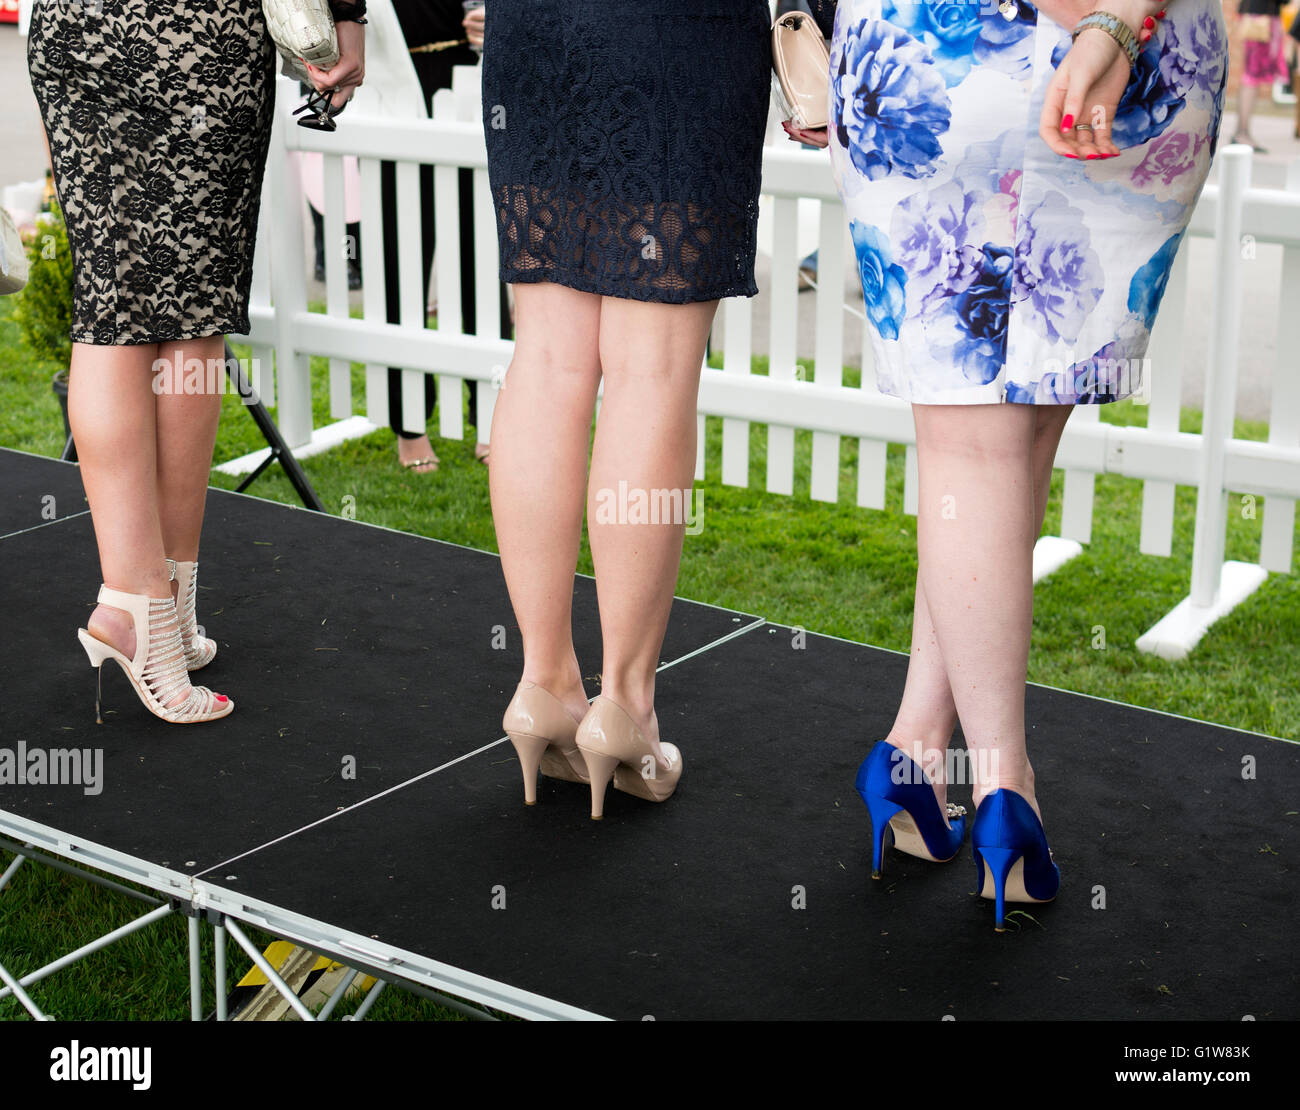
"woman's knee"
509,283,603,386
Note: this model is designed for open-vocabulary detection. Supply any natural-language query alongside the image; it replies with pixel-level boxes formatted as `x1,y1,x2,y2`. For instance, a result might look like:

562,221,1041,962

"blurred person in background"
1234,0,1288,150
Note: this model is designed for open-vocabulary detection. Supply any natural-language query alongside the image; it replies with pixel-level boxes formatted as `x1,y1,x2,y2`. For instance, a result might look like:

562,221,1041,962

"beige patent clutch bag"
772,10,830,130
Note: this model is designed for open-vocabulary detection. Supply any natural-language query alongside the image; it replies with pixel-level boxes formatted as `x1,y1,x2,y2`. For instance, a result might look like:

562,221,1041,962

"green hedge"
11,203,73,367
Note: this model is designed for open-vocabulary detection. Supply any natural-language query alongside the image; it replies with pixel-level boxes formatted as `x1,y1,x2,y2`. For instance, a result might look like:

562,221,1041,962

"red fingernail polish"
1157,8,1166,16
1062,114,1074,131
1143,15,1155,28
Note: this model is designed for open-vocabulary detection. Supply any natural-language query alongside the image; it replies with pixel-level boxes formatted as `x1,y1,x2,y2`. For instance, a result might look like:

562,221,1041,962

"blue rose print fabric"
823,0,1229,404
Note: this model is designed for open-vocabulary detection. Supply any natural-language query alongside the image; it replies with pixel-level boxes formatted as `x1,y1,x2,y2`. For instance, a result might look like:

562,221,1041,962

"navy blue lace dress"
481,1,773,304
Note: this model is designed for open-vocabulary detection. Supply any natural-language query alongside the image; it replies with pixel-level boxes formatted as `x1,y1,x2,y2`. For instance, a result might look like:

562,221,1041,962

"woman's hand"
1038,20,1135,158
306,20,366,111
782,119,829,148
464,6,485,49
1034,0,1170,157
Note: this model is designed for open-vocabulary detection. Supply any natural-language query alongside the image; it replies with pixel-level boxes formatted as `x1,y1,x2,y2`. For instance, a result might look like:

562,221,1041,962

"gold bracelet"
409,39,471,54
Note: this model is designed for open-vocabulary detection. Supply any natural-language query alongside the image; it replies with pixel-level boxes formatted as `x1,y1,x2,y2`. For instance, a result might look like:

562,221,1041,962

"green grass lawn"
1,295,1297,1019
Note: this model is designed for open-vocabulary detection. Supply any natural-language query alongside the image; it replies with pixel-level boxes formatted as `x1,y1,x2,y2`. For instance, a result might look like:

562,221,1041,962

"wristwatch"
1072,10,1141,69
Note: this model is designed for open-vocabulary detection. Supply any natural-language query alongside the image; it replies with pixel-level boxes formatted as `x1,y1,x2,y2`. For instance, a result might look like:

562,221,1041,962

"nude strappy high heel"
574,695,682,820
502,681,590,805
167,557,217,670
77,585,233,724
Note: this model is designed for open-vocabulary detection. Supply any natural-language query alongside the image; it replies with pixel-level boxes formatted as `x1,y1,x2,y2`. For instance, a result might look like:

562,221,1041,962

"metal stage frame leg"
2,840,527,1021
203,911,499,1022
189,912,203,1021
0,902,175,1011
223,342,325,512
0,959,49,1020
0,839,179,1018
346,979,386,1021
214,917,228,1022
222,917,317,1022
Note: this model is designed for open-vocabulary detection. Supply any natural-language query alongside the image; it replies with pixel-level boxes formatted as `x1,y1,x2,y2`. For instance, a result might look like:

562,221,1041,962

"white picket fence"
227,71,1300,660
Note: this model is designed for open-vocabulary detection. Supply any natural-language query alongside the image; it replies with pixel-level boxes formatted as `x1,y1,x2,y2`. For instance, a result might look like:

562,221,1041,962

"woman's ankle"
521,666,588,720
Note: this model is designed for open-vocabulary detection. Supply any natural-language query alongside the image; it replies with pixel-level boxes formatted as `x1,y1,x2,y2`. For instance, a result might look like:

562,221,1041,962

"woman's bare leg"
906,403,1048,817
885,404,1074,808
587,297,717,759
73,343,168,661
489,284,603,724
71,342,221,708
155,336,224,576
1236,83,1259,141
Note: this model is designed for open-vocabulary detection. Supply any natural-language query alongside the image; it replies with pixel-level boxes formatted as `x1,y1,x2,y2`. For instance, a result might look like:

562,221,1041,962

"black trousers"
382,162,512,439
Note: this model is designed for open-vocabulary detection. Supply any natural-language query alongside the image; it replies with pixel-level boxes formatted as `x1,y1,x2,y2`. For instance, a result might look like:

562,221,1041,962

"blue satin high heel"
970,789,1060,932
855,742,967,879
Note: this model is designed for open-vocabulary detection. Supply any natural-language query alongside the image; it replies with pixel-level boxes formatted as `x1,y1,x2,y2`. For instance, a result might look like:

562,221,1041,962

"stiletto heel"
854,741,966,878
77,585,233,724
78,631,115,724
862,793,903,879
971,844,1017,932
970,789,1060,932
168,558,217,670
502,681,589,805
574,696,682,821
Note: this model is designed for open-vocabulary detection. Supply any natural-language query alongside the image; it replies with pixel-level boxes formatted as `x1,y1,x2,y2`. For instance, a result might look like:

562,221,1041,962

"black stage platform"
1,446,1297,1020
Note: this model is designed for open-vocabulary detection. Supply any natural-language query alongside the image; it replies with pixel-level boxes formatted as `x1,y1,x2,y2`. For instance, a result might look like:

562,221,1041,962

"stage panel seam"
0,509,91,542
192,618,771,880
655,615,767,672
190,733,516,880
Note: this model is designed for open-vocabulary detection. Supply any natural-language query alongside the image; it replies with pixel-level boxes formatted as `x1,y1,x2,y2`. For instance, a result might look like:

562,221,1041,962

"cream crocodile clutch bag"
263,0,339,83
0,207,29,297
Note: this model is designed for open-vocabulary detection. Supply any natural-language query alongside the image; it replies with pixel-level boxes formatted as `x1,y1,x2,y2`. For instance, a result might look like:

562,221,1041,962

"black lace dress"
482,0,773,304
27,0,278,345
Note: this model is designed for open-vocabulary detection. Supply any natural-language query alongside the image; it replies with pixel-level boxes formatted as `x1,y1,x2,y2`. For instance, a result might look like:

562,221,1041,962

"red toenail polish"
215,694,228,702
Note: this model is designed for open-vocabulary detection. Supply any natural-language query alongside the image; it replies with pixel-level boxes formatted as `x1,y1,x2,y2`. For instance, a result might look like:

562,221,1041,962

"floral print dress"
812,0,1228,404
